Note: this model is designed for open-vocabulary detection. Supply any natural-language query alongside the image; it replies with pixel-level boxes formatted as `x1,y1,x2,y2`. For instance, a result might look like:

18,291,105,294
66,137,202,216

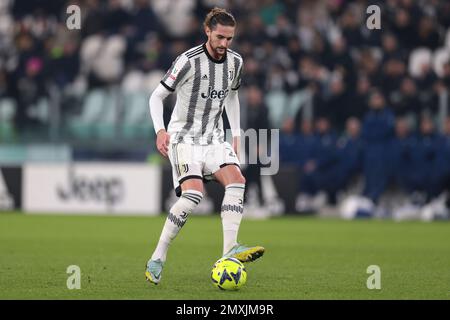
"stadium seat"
286,89,313,120
265,90,288,129
143,71,165,93
68,88,109,139
80,35,126,83
122,71,145,92
0,98,16,142
95,89,119,139
122,91,153,139
121,70,165,95
80,35,104,73
27,97,50,124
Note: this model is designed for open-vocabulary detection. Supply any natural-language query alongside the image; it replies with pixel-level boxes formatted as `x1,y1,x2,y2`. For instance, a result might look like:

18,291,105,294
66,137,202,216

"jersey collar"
203,43,226,64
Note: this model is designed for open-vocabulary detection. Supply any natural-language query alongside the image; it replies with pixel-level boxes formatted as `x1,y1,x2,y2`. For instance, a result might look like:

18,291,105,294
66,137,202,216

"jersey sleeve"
231,58,243,91
160,54,191,92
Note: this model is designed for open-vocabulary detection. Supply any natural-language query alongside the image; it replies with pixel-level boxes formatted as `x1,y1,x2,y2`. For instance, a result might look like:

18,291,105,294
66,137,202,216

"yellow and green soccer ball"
211,257,247,290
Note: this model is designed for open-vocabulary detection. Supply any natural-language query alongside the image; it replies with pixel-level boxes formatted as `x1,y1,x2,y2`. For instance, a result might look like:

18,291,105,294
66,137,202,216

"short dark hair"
203,7,236,30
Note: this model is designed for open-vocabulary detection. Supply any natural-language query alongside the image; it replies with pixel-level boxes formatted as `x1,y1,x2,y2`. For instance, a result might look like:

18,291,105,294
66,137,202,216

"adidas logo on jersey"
201,74,208,80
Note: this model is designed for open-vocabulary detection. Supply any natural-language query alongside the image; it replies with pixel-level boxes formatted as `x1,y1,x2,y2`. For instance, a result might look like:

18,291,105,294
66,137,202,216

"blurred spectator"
240,13,268,46
441,62,450,88
318,75,351,131
390,77,422,118
243,85,270,206
46,32,80,90
390,8,416,50
81,0,106,38
280,118,315,167
259,0,285,27
267,14,296,47
415,15,440,50
413,61,439,115
361,90,395,203
333,117,363,202
241,56,265,88
381,57,407,100
390,117,416,193
338,6,363,49
350,75,371,120
439,117,450,193
296,116,338,211
357,48,382,88
10,29,48,132
381,33,406,64
130,0,160,42
105,0,132,36
295,119,316,169
327,37,354,85
286,36,305,70
406,116,443,201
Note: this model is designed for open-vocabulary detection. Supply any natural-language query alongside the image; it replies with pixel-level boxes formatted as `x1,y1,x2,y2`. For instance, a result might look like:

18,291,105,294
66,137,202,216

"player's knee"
233,174,246,185
225,177,246,197
179,189,203,209
181,178,204,193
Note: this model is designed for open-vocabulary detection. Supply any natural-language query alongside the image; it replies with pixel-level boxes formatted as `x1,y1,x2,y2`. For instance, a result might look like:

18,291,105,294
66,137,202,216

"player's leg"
214,163,265,262
149,178,203,261
146,144,204,284
146,178,203,284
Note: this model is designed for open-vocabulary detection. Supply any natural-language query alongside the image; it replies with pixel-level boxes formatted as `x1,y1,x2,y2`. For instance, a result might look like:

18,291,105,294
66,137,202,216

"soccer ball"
210,257,247,290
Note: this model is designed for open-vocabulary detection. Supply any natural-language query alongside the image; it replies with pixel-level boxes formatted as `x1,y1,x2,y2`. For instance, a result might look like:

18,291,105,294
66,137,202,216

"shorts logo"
181,164,189,173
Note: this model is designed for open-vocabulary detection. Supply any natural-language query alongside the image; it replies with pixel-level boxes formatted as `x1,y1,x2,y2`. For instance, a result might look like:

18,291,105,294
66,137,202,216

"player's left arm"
226,58,244,160
226,89,241,160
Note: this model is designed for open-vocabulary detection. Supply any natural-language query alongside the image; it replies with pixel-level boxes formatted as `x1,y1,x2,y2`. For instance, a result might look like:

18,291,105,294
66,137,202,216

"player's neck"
205,41,225,62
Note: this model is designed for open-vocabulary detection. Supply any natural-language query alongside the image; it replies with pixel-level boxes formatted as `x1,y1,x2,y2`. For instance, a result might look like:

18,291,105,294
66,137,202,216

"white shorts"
168,142,240,196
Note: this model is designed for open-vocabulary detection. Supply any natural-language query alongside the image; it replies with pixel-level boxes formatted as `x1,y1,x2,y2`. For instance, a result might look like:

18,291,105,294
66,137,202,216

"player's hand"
156,129,170,158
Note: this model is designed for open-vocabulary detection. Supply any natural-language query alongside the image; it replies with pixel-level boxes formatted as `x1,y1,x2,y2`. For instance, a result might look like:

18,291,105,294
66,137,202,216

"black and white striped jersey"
160,43,243,145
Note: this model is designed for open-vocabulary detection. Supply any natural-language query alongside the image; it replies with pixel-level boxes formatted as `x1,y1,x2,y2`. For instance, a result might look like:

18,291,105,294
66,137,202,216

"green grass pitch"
0,212,449,300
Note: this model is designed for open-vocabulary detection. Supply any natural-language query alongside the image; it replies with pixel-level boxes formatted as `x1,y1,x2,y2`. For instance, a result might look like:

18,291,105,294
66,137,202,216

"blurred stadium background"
1,0,450,300
1,0,450,219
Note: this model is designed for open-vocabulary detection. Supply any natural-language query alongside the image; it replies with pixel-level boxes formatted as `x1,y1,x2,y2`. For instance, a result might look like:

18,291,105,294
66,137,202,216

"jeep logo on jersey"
201,86,229,100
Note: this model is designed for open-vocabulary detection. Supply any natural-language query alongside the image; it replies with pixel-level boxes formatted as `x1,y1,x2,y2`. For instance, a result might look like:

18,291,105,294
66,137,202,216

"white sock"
151,190,203,262
221,183,245,255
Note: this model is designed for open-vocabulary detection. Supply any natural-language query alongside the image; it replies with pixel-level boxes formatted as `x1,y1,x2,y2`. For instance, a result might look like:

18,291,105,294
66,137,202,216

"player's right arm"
149,54,192,157
149,83,171,157
226,57,244,160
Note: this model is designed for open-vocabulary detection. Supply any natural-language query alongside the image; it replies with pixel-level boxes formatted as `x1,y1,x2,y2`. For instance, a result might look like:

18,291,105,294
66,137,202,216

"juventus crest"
228,70,234,81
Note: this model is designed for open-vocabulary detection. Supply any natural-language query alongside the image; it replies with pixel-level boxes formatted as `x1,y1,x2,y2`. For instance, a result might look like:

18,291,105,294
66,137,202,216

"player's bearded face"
206,24,235,59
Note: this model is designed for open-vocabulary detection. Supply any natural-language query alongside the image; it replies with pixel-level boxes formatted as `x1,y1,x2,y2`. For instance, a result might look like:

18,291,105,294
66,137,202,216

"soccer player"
145,7,264,284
